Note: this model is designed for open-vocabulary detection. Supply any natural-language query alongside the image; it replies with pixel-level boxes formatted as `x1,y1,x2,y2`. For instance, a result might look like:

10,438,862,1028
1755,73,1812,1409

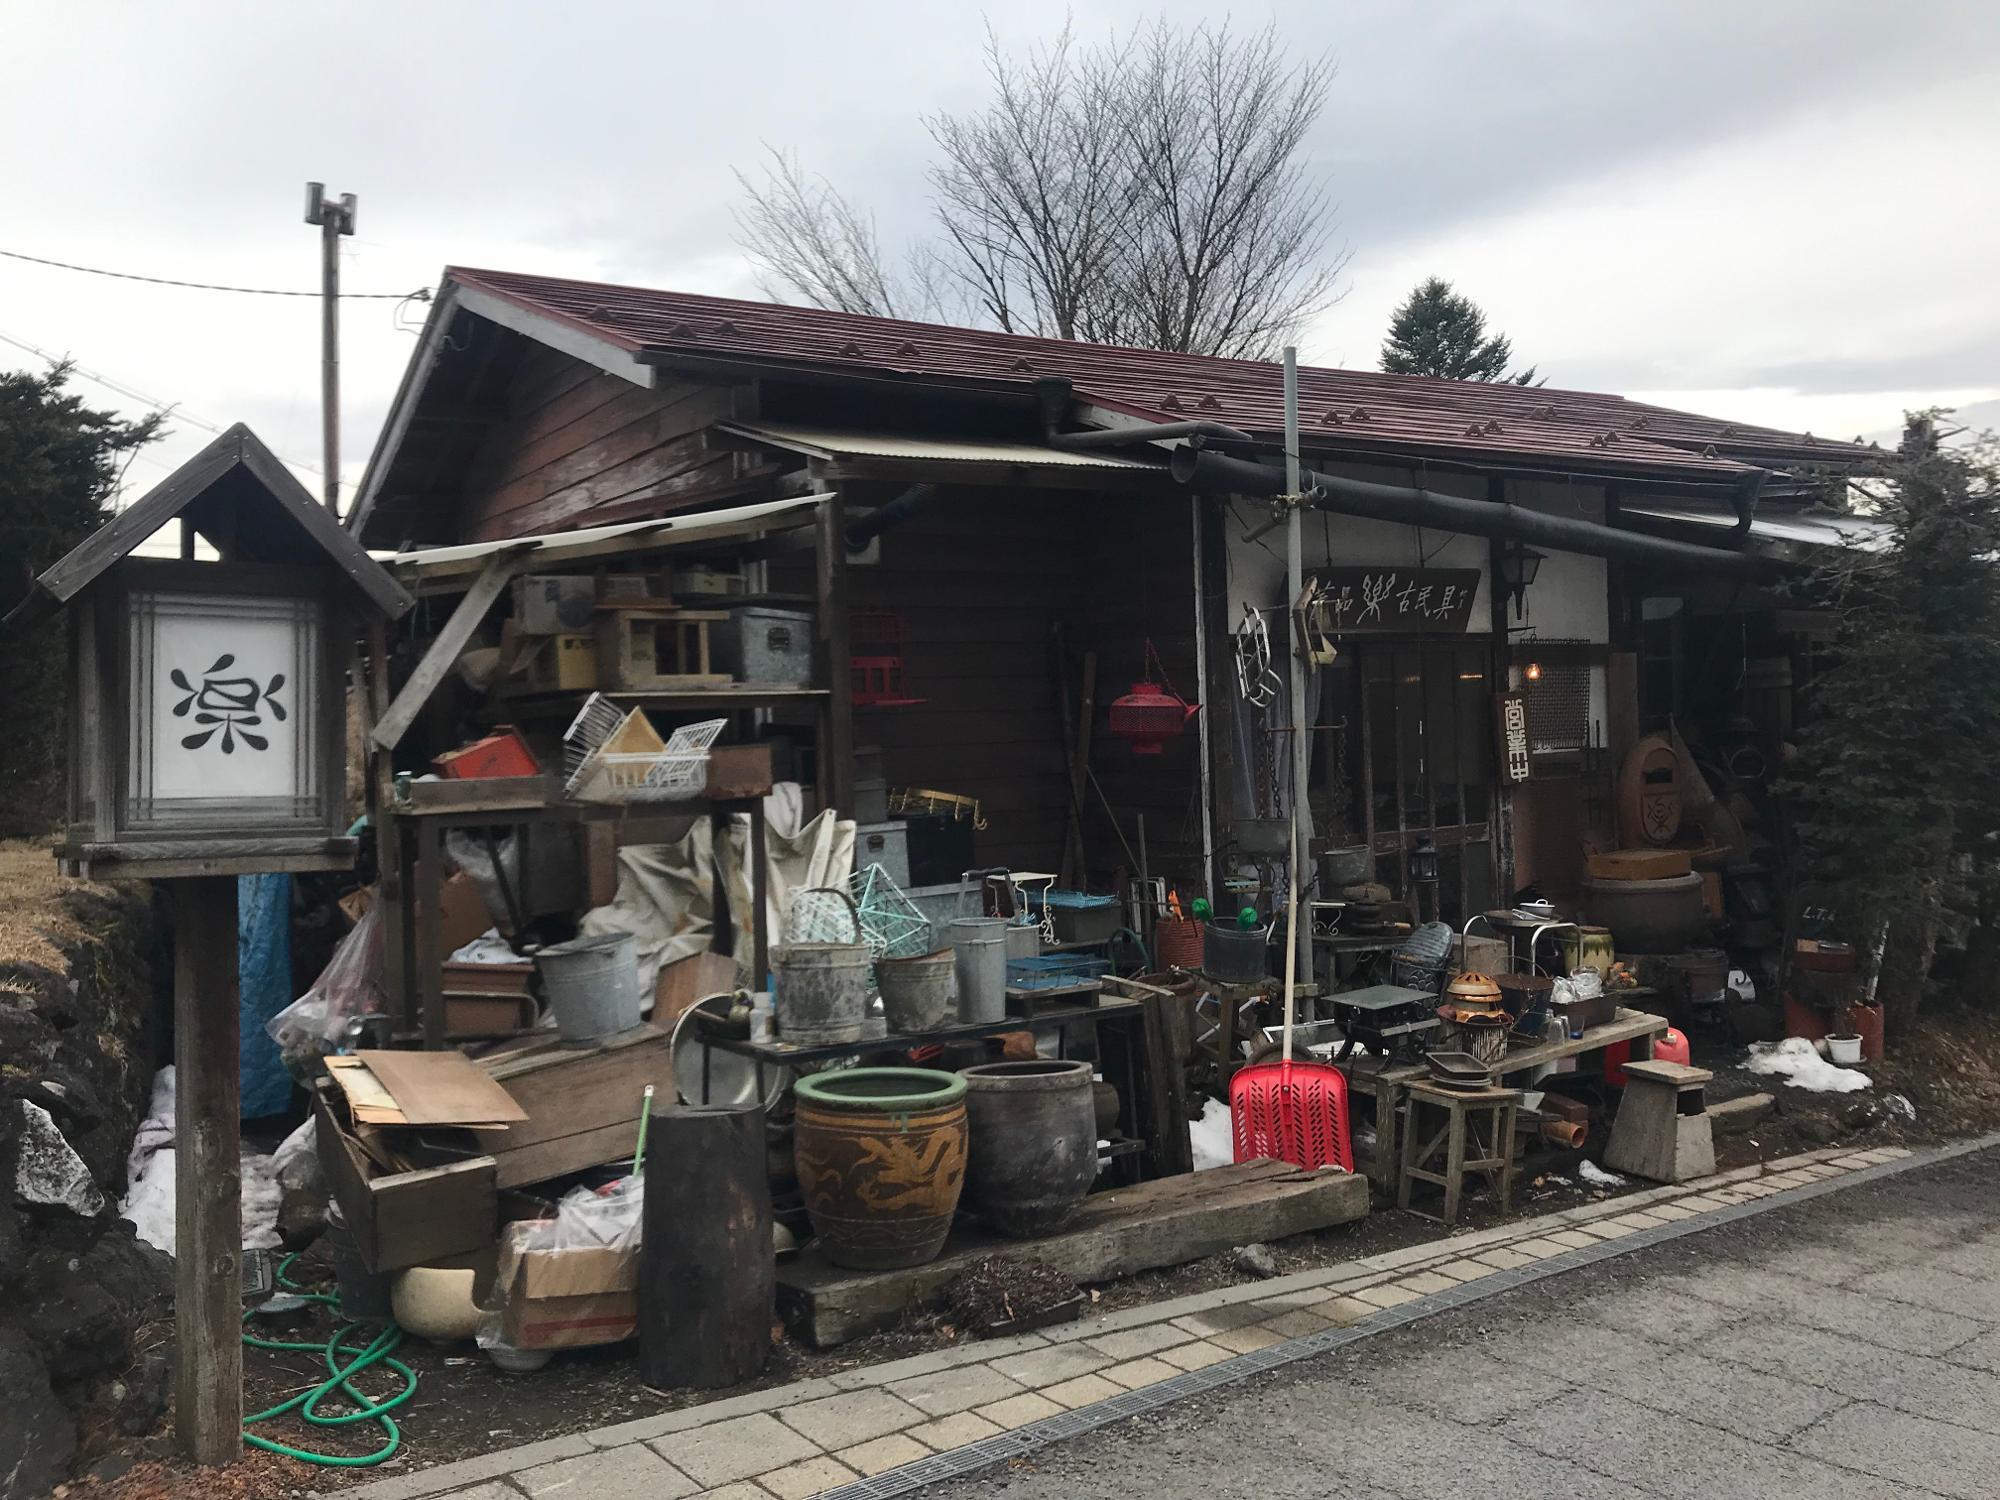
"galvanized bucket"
877,947,957,1033
949,918,1008,1023
534,932,643,1045
773,941,873,1045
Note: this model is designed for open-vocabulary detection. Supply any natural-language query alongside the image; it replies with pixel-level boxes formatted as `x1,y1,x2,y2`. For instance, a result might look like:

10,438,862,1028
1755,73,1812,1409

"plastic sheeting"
580,783,855,1003
120,1066,286,1256
238,873,293,1119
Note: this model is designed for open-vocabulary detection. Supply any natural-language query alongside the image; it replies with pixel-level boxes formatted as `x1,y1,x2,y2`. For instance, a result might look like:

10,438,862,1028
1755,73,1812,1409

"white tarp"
580,784,855,1002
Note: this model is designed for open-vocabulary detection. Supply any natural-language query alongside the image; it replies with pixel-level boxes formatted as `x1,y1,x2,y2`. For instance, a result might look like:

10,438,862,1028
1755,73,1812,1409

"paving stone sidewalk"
337,1143,1915,1500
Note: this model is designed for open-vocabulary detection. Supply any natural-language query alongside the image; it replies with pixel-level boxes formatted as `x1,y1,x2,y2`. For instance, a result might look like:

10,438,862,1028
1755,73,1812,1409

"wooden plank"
402,775,555,813
777,1161,1368,1346
372,552,522,751
172,876,241,1464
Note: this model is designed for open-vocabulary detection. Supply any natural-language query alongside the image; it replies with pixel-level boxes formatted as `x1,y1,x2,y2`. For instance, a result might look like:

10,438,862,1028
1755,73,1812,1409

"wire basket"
848,863,933,960
561,692,627,792
787,885,864,946
567,712,726,803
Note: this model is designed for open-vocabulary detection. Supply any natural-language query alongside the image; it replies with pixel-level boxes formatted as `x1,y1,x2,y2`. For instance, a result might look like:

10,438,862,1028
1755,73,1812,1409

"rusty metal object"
793,1068,967,1270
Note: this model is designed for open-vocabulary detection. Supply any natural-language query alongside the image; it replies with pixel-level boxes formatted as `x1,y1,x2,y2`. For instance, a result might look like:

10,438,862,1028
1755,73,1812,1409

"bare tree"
924,23,1140,340
733,18,1347,358
1111,23,1344,359
732,148,909,317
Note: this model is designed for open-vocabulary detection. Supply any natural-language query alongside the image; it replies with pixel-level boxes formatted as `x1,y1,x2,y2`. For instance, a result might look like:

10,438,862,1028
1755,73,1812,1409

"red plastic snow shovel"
1229,814,1353,1172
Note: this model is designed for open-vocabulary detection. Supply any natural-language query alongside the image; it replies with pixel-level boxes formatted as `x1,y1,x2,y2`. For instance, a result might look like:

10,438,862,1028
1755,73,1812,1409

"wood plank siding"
842,489,1199,886
456,348,752,541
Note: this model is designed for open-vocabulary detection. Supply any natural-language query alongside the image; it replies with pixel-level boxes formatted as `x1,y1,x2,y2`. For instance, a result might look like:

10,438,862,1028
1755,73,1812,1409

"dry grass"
0,838,112,971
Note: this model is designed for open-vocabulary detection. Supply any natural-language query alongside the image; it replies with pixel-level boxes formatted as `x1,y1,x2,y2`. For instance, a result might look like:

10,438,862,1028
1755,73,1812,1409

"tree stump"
639,1103,773,1390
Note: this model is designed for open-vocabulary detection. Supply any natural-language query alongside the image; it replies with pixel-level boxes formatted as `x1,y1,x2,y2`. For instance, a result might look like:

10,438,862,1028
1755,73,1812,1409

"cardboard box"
512,574,598,635
422,871,497,952
521,632,598,692
705,743,774,800
314,1082,498,1273
497,1242,638,1350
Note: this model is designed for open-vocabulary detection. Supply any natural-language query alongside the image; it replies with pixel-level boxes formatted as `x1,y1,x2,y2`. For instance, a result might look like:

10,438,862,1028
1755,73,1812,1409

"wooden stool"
1398,1081,1521,1224
1605,1059,1715,1182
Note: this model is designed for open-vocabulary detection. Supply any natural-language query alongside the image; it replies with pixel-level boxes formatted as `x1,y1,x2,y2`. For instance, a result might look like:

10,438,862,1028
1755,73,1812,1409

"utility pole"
304,183,356,514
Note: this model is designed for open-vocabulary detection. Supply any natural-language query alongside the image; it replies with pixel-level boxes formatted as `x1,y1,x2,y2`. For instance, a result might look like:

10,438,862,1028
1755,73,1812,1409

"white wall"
1220,463,1611,649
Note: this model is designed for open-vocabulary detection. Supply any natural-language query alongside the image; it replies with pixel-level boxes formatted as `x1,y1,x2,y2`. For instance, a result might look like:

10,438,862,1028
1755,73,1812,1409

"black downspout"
1171,446,1773,578
845,483,938,550
1035,377,1253,450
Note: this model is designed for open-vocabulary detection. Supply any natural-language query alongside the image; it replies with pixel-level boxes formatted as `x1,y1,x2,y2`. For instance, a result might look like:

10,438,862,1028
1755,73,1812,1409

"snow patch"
1578,1160,1627,1189
1744,1036,1872,1094
1189,1096,1235,1171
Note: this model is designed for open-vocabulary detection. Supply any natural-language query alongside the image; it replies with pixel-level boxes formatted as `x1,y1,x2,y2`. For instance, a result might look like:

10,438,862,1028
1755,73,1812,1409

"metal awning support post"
1282,347,1313,985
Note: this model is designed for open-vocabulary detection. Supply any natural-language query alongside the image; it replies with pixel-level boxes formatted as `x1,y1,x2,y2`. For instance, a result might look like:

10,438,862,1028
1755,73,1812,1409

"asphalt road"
922,1145,2000,1500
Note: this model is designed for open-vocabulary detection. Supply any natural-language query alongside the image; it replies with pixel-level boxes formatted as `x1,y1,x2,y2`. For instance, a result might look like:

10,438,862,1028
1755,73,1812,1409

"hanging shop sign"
1308,567,1481,635
1495,690,1533,784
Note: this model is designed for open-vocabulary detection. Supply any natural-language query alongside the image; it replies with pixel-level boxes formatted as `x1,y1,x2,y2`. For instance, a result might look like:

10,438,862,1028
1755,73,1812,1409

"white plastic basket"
568,714,726,804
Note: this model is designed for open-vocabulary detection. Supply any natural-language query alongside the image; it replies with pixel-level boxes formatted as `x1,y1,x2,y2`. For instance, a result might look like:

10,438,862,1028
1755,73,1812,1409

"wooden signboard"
1495,690,1533,784
1309,567,1481,635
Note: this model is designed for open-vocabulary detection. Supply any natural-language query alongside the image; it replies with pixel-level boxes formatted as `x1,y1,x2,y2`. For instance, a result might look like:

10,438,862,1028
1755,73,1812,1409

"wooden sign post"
6,425,412,1463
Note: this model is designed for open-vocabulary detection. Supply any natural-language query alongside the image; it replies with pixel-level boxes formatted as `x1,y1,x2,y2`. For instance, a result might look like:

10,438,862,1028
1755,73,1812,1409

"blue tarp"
238,873,293,1119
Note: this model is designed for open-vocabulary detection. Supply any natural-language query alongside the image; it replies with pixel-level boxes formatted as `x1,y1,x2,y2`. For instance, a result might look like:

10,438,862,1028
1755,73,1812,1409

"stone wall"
0,864,172,1498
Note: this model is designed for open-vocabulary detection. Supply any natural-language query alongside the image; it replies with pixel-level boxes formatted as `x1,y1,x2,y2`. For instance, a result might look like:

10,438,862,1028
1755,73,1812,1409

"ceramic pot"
960,1060,1098,1238
793,1068,967,1269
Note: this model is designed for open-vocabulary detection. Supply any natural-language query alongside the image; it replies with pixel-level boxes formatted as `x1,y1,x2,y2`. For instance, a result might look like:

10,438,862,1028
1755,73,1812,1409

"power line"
0,328,324,476
0,245,428,300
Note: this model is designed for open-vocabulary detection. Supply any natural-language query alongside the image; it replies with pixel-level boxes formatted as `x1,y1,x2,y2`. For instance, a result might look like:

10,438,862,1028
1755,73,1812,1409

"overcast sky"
3,0,1996,509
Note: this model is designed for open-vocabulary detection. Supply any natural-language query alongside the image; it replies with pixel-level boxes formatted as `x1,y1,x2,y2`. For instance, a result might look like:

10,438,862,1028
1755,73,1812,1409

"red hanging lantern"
1109,640,1200,754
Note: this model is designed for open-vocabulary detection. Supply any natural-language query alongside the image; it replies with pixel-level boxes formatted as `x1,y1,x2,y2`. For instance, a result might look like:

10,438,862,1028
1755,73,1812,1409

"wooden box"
479,1025,674,1188
522,632,599,692
313,1082,497,1273
705,743,775,800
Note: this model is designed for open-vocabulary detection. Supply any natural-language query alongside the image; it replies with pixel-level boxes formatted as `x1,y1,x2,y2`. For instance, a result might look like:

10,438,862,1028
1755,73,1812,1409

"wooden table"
1342,1006,1669,1190
1399,1081,1522,1224
696,997,1193,1183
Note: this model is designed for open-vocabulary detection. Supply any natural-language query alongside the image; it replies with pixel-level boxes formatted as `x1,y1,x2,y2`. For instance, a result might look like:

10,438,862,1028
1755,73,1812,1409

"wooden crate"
592,602,730,690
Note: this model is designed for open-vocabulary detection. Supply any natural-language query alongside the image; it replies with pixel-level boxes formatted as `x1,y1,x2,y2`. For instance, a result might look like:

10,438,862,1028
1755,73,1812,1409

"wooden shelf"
491,685,830,718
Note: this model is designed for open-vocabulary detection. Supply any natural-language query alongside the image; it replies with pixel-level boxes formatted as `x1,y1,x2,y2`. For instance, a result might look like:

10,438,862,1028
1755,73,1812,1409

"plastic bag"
266,897,386,1069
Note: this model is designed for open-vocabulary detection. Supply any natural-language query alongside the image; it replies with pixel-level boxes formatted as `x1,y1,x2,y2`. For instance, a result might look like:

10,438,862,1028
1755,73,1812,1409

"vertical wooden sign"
1495,690,1533,785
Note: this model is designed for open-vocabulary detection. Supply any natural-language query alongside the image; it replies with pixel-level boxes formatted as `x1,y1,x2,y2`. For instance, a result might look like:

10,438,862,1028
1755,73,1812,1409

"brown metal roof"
444,266,1883,483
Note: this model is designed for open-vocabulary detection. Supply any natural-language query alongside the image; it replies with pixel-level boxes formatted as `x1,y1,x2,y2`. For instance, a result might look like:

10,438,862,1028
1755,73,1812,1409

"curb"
808,1128,2000,1500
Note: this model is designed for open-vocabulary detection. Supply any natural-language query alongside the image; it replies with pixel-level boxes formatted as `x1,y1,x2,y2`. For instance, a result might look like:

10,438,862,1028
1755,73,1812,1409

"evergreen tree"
1786,418,2000,1036
1380,277,1538,385
0,363,160,834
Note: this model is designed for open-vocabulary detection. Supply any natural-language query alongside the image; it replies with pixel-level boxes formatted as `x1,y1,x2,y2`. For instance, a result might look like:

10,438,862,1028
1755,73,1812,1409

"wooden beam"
777,1160,1368,1347
816,494,854,814
173,876,242,1463
370,553,518,751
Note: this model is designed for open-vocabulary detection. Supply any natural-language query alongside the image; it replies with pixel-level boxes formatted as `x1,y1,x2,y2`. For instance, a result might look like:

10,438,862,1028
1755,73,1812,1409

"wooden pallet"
777,1159,1369,1346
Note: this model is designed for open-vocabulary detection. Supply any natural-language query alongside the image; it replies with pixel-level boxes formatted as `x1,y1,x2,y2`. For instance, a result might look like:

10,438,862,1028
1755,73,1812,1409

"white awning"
717,420,1165,471
372,494,830,585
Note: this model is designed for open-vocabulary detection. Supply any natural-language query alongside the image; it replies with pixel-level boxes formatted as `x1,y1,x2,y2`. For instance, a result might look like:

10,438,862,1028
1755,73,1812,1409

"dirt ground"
66,1002,2000,1500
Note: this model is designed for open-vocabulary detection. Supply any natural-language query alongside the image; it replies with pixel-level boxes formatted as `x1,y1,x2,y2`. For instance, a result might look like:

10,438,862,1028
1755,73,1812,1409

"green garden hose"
240,1254,418,1467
